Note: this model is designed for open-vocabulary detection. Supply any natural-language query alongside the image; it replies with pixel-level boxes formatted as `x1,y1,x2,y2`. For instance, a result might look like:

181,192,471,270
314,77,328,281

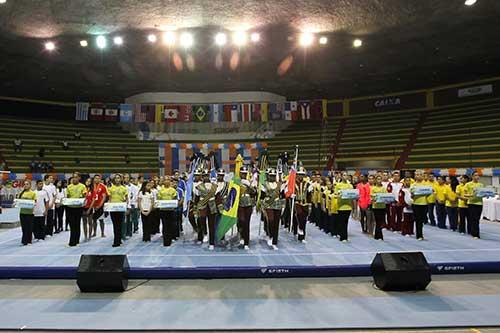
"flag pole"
289,145,299,232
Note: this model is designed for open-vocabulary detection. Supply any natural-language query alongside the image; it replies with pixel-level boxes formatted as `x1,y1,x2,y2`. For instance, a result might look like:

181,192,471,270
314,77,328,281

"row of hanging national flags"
75,100,328,123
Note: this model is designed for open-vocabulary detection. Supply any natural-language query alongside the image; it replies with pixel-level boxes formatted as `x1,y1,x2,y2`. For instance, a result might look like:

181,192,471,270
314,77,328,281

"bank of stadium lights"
250,32,260,43
299,32,314,47
44,41,55,51
0,0,6,4
162,31,176,46
353,38,363,48
465,0,477,5
147,34,157,43
80,40,88,47
96,35,107,49
113,36,123,46
233,31,248,47
179,32,194,48
215,32,227,46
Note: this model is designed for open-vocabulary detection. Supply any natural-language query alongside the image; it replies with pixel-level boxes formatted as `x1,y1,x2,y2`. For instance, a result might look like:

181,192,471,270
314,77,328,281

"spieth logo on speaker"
260,268,290,274
436,265,465,272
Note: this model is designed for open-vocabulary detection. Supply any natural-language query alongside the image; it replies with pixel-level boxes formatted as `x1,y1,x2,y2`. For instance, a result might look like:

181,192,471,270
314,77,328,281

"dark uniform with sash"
238,167,256,247
293,167,312,242
261,168,284,248
194,170,218,247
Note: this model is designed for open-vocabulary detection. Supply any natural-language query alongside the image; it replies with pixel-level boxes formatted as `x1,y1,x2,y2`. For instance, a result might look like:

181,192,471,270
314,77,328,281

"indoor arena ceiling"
1,0,500,102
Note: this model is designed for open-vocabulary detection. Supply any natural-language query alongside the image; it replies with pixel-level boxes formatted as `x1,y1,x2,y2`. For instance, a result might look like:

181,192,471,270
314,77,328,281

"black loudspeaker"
370,252,431,291
77,255,129,292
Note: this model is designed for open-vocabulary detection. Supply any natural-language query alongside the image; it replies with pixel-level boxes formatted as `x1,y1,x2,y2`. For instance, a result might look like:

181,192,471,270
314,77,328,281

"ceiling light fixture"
250,32,260,43
233,31,248,46
179,32,193,48
44,41,55,51
353,38,363,48
319,36,328,45
215,33,227,46
96,35,107,49
299,32,314,47
162,31,176,46
113,36,123,45
464,0,477,6
80,40,88,47
147,34,157,43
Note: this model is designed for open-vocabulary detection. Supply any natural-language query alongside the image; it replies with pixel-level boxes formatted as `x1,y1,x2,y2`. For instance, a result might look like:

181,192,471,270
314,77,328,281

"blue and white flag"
120,104,134,122
75,102,89,121
211,104,224,123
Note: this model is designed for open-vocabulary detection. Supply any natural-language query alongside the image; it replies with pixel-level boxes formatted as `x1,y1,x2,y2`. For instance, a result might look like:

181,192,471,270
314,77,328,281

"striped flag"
211,104,224,123
75,102,89,121
134,104,146,123
261,103,269,122
230,104,239,122
299,101,311,120
252,103,261,121
241,103,253,122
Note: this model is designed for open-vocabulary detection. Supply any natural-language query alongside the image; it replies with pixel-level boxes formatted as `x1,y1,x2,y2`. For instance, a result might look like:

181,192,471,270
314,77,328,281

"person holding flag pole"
216,155,244,246
286,145,299,233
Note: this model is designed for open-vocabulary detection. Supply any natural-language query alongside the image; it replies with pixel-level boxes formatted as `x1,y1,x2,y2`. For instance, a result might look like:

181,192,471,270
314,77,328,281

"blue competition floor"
1,212,500,278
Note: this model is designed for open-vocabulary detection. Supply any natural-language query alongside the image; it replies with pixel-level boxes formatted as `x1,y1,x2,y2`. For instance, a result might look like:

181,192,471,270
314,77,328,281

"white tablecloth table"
482,196,500,222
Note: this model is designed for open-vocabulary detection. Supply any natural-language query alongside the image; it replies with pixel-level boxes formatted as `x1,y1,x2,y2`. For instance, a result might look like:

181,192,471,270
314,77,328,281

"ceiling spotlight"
179,32,193,48
250,32,260,43
80,40,88,47
299,32,314,47
113,36,123,45
44,41,55,51
464,0,477,5
215,33,227,46
319,36,328,45
96,35,107,49
353,38,363,48
233,31,248,47
0,0,7,4
147,34,157,43
162,31,176,46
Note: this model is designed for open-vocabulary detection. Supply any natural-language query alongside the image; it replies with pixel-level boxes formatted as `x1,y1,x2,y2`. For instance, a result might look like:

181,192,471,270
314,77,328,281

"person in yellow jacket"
328,181,339,237
445,176,459,231
334,172,354,242
319,178,330,233
108,174,129,247
423,173,437,226
17,180,37,246
370,176,387,241
434,176,448,229
456,175,470,234
410,171,428,240
157,176,179,247
66,172,87,247
464,171,484,239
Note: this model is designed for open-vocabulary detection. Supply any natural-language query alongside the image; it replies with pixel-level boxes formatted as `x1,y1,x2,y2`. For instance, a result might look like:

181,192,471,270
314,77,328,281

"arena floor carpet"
1,211,500,278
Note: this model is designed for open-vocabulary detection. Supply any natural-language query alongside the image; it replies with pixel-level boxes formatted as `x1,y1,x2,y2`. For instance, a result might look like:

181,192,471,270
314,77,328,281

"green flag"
192,105,209,122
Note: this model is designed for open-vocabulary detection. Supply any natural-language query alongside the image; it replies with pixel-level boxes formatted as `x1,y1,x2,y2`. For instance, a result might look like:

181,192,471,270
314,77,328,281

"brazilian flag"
192,105,209,122
216,155,243,240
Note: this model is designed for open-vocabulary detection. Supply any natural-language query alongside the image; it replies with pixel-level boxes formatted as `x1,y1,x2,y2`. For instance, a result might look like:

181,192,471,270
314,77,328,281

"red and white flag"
164,105,179,123
241,103,253,122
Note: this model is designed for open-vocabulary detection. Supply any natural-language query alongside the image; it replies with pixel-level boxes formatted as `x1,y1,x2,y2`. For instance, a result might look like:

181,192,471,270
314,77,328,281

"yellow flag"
234,154,244,179
322,99,328,119
261,103,269,122
155,104,163,123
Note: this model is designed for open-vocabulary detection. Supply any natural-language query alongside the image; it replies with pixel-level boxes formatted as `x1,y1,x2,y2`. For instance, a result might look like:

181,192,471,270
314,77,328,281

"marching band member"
325,180,336,236
261,168,283,250
334,171,353,242
293,167,311,243
371,175,387,241
194,169,218,250
319,177,329,233
188,169,203,237
311,172,321,228
238,166,256,249
456,175,470,234
387,171,403,232
399,177,414,236
157,176,179,247
107,174,128,247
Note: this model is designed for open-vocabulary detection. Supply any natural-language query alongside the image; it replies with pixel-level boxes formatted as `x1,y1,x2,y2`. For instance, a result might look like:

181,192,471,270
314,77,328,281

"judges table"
482,196,500,222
